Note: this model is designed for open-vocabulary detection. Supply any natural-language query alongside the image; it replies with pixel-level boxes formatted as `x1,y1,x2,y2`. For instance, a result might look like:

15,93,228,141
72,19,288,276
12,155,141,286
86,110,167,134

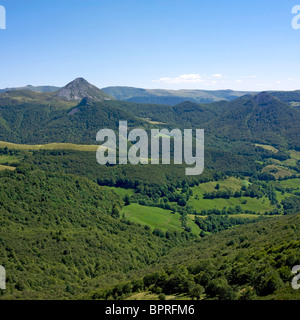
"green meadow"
122,203,199,234
0,141,99,151
0,164,16,171
107,187,135,197
254,143,279,153
188,177,275,213
0,154,20,165
273,178,300,189
189,194,274,213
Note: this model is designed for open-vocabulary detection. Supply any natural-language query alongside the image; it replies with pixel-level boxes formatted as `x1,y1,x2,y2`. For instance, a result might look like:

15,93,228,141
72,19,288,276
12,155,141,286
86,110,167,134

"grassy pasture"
0,164,16,171
121,203,199,234
0,141,100,151
255,143,279,153
188,177,275,213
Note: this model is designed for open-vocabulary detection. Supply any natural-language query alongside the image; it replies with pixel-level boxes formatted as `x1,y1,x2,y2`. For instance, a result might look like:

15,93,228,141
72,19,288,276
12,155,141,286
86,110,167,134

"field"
0,154,20,171
125,291,188,300
104,187,135,198
0,164,16,171
272,178,300,192
189,194,273,213
254,143,279,153
121,203,199,234
290,150,300,160
262,165,295,179
188,177,275,213
0,141,100,151
264,149,300,176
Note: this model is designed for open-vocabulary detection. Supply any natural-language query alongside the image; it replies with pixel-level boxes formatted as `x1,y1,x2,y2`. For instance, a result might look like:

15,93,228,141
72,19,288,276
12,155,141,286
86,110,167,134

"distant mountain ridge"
0,85,60,94
98,86,300,107
101,86,256,105
1,80,300,106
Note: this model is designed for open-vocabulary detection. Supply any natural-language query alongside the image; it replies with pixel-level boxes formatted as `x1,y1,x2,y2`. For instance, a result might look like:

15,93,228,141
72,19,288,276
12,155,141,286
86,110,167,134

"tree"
217,284,237,300
122,282,133,295
238,287,257,300
123,194,131,206
158,293,166,300
258,272,283,296
111,205,120,218
189,284,204,300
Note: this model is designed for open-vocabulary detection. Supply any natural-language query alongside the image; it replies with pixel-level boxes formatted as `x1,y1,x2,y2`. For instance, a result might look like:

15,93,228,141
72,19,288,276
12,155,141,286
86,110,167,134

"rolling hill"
101,86,255,105
0,168,191,300
0,85,60,94
0,98,148,144
205,92,300,150
115,213,300,300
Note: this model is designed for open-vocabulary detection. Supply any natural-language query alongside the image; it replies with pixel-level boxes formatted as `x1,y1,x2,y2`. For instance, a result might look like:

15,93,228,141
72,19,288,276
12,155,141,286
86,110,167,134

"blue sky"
0,0,300,91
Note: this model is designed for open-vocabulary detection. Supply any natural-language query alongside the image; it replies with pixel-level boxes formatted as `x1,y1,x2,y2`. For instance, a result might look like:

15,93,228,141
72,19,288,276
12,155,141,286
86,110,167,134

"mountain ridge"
0,85,60,94
1,80,300,106
101,86,256,105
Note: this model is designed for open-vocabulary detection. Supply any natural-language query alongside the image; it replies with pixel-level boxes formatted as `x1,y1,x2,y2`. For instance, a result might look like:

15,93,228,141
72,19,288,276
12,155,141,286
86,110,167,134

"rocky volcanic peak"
55,78,115,102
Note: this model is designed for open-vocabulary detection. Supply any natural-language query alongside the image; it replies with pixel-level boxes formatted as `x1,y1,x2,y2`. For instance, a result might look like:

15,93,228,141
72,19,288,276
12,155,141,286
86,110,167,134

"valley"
0,78,299,301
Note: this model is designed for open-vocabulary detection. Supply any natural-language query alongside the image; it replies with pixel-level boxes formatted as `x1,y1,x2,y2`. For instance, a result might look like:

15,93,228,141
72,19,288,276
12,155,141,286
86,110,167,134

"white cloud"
154,73,228,85
155,74,204,84
152,73,300,91
212,73,223,78
241,75,257,79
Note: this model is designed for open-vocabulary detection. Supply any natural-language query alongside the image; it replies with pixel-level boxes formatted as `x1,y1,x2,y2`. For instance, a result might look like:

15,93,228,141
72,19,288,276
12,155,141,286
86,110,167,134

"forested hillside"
0,79,299,300
0,167,194,300
106,214,300,301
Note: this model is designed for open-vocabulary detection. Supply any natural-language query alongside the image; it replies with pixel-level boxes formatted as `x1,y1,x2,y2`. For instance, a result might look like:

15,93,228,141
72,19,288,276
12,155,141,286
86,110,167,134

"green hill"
0,168,191,300
205,92,300,150
105,213,300,300
271,90,300,109
0,99,148,144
